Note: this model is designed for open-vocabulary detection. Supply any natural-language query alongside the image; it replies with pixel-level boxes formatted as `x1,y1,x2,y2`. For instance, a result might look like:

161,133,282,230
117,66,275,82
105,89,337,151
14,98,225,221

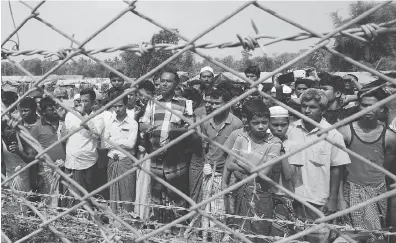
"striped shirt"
141,95,187,151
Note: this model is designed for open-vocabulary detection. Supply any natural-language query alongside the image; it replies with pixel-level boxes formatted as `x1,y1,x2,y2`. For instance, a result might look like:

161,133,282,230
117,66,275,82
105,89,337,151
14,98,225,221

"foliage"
121,29,187,78
329,1,396,71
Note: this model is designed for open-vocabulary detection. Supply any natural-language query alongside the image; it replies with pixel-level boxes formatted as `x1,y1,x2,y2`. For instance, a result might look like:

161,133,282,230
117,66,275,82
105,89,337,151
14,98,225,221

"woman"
222,100,282,242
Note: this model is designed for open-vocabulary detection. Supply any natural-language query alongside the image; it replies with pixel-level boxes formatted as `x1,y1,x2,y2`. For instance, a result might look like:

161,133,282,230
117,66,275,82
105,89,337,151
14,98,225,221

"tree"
241,50,253,69
329,1,396,71
121,29,183,78
220,55,236,70
20,58,42,75
251,56,275,72
1,61,23,75
41,58,59,75
175,51,195,74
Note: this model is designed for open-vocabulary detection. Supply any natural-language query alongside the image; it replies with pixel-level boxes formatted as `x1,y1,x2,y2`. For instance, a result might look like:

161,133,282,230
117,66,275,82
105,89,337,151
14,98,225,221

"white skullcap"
283,85,292,94
269,106,289,118
73,94,80,100
271,85,292,94
200,66,214,76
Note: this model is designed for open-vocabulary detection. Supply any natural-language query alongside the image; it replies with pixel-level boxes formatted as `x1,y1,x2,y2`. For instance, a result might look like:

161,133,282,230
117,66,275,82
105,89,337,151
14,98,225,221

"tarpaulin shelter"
187,72,273,84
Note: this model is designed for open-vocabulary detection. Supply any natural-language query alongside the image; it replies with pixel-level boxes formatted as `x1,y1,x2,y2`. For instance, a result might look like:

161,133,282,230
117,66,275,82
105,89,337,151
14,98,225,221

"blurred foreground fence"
2,0,396,242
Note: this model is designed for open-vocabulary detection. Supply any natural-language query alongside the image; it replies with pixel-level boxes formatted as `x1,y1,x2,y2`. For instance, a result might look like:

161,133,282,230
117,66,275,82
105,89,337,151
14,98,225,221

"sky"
1,1,353,62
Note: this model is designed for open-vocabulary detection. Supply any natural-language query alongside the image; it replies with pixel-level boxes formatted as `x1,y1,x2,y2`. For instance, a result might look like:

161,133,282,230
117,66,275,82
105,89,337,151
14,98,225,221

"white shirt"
64,112,101,170
287,119,351,205
103,112,138,159
97,110,114,149
126,108,135,120
390,117,396,133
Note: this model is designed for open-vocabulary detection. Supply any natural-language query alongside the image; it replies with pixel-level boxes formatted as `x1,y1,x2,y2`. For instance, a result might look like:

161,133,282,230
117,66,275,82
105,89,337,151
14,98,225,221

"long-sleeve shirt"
103,112,138,159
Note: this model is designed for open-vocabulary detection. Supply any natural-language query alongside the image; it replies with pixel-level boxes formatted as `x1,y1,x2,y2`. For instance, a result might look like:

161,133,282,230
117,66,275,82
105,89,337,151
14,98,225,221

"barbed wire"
1,19,395,60
2,188,396,237
2,0,396,243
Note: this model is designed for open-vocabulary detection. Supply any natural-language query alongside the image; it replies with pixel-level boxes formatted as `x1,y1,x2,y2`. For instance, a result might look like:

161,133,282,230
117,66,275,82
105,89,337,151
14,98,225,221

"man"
200,66,215,94
295,78,313,98
287,88,351,243
244,65,260,82
138,80,155,107
272,74,297,114
30,97,66,205
103,91,138,213
19,97,39,131
338,87,396,243
140,68,192,226
285,78,314,118
54,88,68,101
92,92,105,112
340,74,361,109
16,97,41,200
153,76,161,97
342,74,362,95
2,90,19,114
2,121,36,193
64,89,101,198
28,90,44,116
109,69,126,92
201,87,243,242
190,79,206,96
174,86,183,98
122,88,138,120
320,75,356,125
244,64,266,98
73,94,81,110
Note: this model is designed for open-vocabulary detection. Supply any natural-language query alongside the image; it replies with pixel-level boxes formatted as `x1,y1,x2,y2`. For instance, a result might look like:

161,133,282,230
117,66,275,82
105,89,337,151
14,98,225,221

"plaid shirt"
141,95,189,179
141,95,187,151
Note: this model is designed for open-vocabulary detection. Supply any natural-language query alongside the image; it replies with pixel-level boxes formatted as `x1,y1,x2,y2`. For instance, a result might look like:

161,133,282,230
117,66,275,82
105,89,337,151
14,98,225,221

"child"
222,99,282,242
268,106,297,237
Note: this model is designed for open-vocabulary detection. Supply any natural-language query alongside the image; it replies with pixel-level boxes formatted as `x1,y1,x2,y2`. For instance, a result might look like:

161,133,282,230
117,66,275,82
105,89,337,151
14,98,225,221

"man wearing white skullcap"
200,66,215,94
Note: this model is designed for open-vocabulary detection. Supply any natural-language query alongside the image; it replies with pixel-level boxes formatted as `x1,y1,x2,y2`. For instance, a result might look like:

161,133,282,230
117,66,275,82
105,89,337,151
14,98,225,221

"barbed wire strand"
1,0,44,47
4,187,395,236
1,195,372,243
7,0,20,50
2,21,395,60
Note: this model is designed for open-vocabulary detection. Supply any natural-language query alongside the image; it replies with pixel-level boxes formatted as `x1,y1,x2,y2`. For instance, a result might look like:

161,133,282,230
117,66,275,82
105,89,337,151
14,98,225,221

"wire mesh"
1,1,396,242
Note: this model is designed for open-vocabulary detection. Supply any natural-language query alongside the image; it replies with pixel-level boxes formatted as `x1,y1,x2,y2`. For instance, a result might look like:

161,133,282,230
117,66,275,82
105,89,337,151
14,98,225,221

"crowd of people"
2,64,396,243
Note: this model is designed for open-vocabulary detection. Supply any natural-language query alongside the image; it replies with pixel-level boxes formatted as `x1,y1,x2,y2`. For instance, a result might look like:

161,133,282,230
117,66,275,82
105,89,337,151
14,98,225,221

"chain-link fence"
2,1,396,242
